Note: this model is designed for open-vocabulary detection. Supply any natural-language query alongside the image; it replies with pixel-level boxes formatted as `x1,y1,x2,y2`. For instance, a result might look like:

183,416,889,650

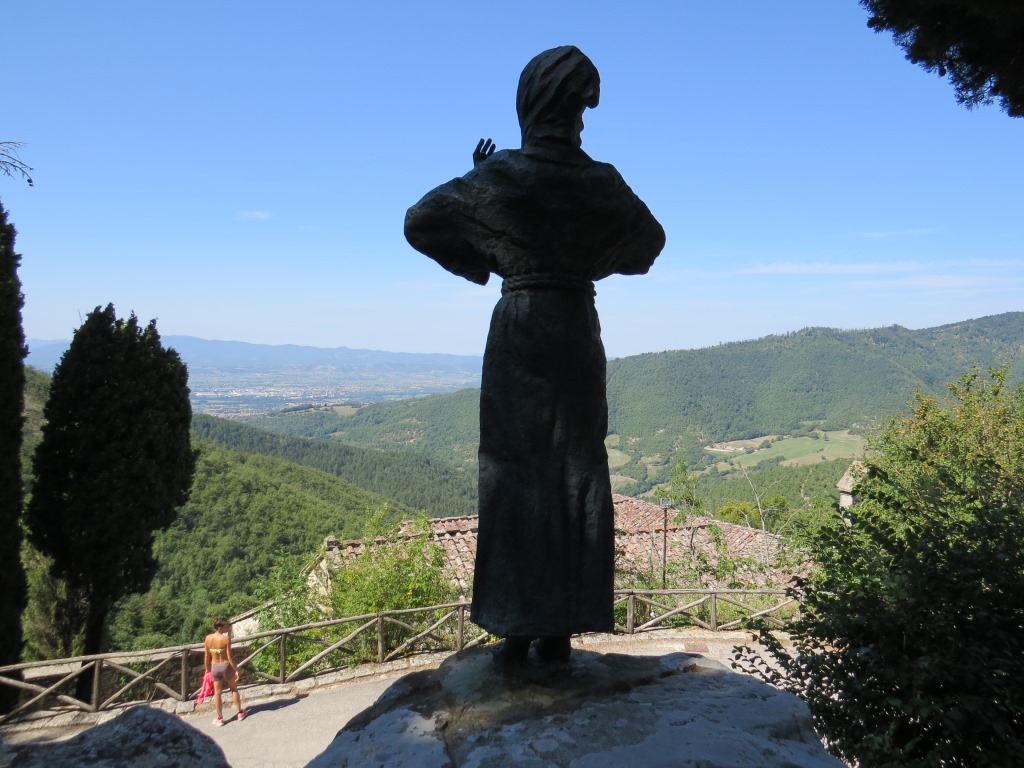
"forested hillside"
607,314,1024,464
241,313,1024,494
242,386,480,467
106,439,417,650
193,414,477,517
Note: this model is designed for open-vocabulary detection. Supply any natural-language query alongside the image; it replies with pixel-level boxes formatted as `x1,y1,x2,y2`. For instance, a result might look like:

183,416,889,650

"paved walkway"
185,671,415,768
1,631,755,768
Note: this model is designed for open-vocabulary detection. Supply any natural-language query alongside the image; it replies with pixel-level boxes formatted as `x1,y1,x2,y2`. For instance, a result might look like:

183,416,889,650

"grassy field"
609,474,635,492
705,430,864,471
606,448,631,469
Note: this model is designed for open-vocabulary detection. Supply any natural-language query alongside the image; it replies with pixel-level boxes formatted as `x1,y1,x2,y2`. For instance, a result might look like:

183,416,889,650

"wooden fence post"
376,616,385,663
709,592,718,631
91,660,103,712
278,635,288,684
180,651,188,701
626,592,635,635
457,605,465,652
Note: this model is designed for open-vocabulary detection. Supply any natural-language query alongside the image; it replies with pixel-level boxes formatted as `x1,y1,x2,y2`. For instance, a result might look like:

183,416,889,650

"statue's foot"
535,636,571,662
492,636,531,667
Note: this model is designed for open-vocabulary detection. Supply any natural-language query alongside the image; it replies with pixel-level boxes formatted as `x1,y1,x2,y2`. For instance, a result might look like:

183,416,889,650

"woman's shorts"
211,662,233,682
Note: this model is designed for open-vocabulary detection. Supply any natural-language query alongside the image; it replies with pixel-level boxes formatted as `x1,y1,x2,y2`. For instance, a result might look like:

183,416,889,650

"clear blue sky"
4,1,1022,357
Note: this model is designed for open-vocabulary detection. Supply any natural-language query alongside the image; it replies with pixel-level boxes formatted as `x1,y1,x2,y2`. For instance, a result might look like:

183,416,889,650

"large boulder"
307,646,843,767
3,705,228,768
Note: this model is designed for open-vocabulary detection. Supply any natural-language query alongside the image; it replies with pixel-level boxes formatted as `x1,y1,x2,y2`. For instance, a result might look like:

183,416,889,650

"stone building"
836,461,866,510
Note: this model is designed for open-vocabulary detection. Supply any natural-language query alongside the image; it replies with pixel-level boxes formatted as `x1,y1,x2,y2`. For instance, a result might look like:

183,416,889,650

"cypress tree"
25,305,197,678
0,200,26,709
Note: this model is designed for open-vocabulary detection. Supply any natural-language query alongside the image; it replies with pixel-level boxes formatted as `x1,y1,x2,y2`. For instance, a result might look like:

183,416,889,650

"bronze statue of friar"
405,45,665,665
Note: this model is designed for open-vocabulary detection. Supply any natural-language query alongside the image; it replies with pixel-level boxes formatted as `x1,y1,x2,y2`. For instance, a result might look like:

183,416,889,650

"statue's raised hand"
473,138,496,167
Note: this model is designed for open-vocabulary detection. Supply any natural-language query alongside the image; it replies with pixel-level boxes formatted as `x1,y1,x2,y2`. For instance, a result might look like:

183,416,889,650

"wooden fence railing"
614,588,796,634
0,589,793,724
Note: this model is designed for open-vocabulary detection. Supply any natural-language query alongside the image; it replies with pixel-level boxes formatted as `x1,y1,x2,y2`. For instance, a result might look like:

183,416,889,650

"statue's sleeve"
404,177,494,286
599,167,666,279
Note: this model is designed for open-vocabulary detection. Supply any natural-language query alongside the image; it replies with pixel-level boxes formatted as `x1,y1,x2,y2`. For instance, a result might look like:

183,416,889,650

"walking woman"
204,618,247,725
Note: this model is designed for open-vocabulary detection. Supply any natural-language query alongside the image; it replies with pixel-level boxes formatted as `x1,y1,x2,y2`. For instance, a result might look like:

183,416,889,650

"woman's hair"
214,617,230,630
516,46,600,147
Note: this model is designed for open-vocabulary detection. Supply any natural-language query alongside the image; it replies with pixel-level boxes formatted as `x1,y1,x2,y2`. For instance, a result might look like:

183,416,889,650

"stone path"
1,630,757,768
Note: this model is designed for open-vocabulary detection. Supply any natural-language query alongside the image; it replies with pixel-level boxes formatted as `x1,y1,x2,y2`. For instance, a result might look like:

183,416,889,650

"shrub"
736,369,1024,767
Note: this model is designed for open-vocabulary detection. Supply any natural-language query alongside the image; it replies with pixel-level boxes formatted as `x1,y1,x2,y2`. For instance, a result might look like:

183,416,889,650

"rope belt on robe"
501,273,596,296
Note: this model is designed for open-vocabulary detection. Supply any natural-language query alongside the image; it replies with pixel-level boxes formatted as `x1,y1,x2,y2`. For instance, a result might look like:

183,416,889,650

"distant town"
190,373,479,416
26,335,483,417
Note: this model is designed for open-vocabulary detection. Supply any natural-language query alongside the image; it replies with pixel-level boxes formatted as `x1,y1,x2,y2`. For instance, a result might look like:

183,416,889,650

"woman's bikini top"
209,632,229,656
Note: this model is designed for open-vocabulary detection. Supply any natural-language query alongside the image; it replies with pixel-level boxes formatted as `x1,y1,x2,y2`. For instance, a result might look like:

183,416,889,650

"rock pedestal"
1,705,229,768
307,646,842,768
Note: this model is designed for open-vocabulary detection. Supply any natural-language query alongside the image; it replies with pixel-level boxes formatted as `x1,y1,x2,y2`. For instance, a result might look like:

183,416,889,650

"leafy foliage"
323,513,462,664
193,413,476,517
736,369,1024,767
0,199,27,706
24,305,197,660
252,511,458,671
861,0,1024,117
330,511,458,618
696,458,848,543
20,544,83,660
652,460,704,516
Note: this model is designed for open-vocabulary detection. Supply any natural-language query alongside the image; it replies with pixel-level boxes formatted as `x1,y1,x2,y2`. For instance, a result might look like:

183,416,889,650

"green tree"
0,199,27,709
252,509,458,671
25,305,197,675
331,510,457,618
653,457,703,519
330,510,459,661
716,464,794,537
736,368,1024,766
861,0,1024,116
715,499,754,527
19,546,82,661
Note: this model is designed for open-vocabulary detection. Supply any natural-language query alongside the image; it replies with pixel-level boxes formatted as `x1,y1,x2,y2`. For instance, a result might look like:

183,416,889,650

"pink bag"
197,670,214,703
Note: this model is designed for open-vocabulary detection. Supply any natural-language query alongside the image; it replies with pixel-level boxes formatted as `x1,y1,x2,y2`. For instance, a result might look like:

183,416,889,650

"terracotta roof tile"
322,494,803,594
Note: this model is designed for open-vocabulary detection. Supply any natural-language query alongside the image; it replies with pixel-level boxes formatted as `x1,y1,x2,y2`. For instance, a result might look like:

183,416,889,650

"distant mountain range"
26,336,484,414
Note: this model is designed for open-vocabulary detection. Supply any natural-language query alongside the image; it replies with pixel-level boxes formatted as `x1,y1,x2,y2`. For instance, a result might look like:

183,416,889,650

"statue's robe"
405,143,664,637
